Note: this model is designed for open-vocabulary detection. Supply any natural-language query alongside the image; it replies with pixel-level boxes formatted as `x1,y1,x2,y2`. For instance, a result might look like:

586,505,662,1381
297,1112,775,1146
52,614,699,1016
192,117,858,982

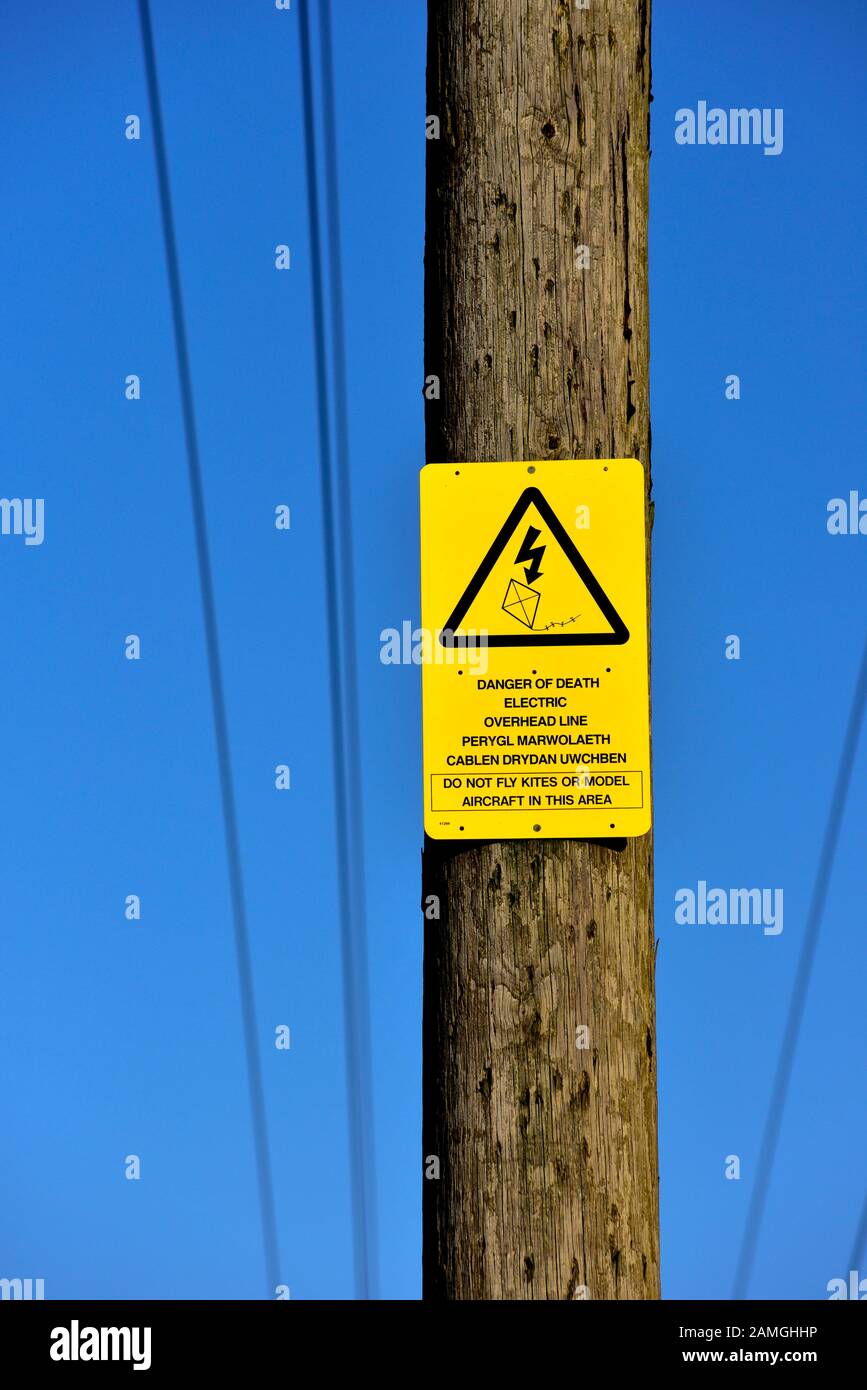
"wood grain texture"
422,0,658,1300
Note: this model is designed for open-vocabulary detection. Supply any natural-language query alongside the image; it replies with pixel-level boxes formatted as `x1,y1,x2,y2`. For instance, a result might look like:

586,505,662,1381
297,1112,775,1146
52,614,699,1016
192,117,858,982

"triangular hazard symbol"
440,487,629,647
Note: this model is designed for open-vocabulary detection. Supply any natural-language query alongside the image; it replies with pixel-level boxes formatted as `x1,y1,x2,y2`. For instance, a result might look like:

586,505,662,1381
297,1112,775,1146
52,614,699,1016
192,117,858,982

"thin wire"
137,0,280,1298
318,0,379,1295
848,1189,867,1273
298,0,378,1298
732,634,867,1298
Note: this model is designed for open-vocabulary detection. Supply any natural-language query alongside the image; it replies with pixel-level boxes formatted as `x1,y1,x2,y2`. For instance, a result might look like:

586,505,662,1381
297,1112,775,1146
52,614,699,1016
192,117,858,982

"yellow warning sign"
420,459,651,840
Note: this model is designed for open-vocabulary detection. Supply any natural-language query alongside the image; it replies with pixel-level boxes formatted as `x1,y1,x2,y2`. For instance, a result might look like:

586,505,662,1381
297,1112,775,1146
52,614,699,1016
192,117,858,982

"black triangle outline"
440,487,629,647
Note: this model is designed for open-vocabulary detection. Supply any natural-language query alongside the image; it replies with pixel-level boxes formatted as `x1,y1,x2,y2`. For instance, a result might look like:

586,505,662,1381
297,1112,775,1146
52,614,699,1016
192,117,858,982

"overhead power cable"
733,634,867,1298
298,0,379,1299
137,0,280,1298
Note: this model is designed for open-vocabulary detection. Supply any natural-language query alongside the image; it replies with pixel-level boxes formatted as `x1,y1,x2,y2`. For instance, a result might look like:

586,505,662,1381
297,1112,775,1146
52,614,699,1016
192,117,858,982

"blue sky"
0,0,864,1300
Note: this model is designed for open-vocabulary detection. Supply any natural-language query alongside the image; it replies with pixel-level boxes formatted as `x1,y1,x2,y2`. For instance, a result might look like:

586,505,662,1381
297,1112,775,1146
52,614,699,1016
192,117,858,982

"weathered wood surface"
423,0,658,1300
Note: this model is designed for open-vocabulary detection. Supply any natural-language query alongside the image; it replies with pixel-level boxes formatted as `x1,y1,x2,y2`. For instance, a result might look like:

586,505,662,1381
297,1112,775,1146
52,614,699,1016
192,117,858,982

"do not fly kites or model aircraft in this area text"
420,459,651,841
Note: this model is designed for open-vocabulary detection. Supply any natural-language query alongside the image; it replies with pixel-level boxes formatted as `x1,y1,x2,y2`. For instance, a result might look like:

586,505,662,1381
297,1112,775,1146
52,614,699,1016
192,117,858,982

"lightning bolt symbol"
515,525,546,586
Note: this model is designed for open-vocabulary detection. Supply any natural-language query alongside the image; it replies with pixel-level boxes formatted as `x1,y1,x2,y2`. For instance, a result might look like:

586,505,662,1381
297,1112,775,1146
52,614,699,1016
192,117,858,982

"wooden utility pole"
422,0,658,1300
